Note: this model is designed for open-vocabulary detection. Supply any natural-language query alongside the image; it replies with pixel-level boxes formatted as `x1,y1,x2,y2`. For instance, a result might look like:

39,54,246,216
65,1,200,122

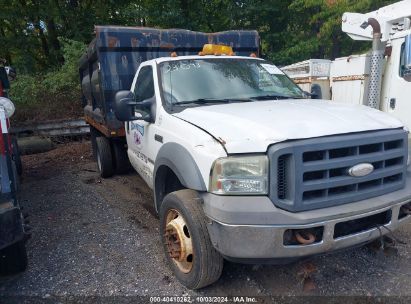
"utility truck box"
281,59,331,99
330,54,371,105
79,26,260,175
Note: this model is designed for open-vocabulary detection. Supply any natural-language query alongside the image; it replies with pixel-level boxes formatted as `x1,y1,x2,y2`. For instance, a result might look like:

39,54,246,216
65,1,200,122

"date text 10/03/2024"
149,296,258,303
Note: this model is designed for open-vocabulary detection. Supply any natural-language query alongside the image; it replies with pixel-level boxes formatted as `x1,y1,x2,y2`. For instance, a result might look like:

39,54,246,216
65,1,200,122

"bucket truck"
282,0,411,130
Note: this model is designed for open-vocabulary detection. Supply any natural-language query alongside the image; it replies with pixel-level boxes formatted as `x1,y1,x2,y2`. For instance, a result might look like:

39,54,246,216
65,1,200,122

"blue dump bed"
79,26,260,137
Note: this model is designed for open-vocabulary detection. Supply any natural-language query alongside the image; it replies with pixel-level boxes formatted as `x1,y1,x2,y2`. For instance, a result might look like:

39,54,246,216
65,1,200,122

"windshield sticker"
165,61,201,73
261,64,284,75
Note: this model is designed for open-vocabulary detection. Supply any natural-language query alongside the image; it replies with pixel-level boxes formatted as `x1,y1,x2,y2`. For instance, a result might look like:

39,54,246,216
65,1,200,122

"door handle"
154,134,163,143
390,98,396,110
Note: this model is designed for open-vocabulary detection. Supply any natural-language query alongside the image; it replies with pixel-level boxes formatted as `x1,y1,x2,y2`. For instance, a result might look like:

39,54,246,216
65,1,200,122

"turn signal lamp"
199,44,234,56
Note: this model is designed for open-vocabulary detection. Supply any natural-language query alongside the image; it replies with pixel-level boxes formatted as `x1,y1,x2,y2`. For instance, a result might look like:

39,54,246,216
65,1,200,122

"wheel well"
155,165,185,211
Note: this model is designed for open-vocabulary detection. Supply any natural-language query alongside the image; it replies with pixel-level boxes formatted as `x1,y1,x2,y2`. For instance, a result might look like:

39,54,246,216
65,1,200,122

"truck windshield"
159,58,304,107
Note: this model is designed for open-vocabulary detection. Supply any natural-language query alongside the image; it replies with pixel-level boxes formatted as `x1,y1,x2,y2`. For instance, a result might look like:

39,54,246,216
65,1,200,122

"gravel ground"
0,140,410,302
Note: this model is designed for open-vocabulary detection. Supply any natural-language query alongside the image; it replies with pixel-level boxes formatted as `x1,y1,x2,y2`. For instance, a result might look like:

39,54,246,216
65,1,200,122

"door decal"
130,122,144,148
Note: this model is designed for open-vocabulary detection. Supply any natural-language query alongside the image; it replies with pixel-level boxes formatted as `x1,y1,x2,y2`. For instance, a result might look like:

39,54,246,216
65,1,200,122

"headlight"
209,155,268,195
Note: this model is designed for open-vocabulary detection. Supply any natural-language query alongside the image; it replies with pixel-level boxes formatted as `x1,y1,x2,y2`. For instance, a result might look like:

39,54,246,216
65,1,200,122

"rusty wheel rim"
164,209,193,273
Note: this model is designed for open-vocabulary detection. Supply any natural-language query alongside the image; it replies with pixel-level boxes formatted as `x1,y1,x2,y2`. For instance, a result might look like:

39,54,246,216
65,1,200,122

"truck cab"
113,46,411,289
381,30,411,127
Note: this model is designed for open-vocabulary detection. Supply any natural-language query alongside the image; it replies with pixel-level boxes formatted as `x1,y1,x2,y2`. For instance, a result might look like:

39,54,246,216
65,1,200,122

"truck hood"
172,99,405,153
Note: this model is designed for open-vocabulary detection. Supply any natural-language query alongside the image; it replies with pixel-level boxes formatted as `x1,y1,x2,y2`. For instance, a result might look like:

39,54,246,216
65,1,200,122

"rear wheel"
96,137,114,178
112,140,131,174
160,190,223,289
90,127,99,160
0,241,28,274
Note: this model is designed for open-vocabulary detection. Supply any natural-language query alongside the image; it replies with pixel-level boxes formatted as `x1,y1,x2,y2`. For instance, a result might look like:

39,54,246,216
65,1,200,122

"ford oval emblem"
348,163,374,177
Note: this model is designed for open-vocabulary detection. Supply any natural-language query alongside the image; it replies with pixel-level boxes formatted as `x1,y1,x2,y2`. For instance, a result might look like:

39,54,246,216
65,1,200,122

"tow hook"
284,227,323,246
295,231,316,245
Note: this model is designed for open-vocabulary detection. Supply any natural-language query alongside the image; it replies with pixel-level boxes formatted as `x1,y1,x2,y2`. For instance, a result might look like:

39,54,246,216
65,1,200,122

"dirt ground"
0,140,411,302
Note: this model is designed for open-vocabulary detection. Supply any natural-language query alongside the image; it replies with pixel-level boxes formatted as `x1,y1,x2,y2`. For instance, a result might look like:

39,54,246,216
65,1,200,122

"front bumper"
206,200,411,260
202,168,411,260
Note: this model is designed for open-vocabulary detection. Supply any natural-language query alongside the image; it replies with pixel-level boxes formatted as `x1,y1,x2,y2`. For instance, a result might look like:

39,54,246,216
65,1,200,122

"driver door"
126,65,156,187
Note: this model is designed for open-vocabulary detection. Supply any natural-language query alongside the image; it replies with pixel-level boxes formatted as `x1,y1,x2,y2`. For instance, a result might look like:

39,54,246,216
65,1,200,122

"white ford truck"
111,44,411,289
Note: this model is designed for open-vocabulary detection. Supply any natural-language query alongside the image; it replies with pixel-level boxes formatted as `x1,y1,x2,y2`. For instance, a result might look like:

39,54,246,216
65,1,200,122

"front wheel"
159,190,223,289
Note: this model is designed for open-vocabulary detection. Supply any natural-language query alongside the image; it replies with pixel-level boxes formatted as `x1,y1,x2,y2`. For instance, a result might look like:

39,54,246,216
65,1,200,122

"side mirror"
114,90,152,122
310,84,322,99
5,66,16,82
404,34,411,82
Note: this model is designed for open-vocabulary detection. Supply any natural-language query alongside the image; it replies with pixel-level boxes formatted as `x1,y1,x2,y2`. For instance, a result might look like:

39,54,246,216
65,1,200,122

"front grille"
269,129,408,212
277,155,289,199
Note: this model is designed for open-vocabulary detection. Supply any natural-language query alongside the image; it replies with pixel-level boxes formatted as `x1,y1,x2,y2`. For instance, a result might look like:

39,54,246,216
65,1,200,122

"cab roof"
152,55,264,64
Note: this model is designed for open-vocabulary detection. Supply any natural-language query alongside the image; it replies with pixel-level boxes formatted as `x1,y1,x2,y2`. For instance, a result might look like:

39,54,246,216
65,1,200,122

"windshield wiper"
249,94,300,100
173,98,252,106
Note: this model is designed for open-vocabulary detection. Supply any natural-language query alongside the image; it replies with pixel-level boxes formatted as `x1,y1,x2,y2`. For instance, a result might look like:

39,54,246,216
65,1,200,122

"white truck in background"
282,0,411,130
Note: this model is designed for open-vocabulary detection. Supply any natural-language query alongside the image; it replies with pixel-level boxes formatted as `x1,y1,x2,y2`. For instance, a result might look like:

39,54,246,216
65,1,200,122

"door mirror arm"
135,96,155,122
135,98,152,110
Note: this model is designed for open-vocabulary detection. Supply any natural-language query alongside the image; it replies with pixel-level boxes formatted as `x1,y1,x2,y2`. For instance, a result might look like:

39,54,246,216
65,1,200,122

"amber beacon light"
198,44,235,56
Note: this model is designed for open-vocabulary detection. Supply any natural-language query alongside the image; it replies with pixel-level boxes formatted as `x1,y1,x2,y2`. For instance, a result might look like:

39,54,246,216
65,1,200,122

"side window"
399,43,405,78
134,66,154,102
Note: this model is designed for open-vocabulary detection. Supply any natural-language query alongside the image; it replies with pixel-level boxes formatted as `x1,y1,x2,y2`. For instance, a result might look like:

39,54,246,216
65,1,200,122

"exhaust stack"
367,18,385,109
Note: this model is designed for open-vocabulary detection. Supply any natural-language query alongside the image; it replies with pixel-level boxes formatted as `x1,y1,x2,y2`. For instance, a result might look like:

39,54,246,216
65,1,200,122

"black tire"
90,127,100,160
12,137,22,176
0,241,28,274
159,190,223,289
96,137,114,178
112,140,132,174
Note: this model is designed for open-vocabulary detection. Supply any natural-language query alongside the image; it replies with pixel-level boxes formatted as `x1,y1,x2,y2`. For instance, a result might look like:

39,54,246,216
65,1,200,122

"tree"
0,0,399,72
276,0,397,65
